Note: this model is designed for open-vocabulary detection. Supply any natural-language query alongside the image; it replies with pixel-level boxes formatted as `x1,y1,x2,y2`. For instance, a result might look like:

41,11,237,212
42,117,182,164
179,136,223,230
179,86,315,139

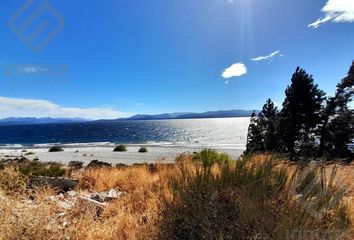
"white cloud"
250,50,282,62
221,63,247,81
309,0,354,28
0,96,128,120
19,66,48,74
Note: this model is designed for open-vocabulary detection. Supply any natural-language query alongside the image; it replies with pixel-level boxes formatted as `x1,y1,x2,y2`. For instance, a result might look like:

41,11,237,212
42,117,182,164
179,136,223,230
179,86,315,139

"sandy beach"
0,144,244,166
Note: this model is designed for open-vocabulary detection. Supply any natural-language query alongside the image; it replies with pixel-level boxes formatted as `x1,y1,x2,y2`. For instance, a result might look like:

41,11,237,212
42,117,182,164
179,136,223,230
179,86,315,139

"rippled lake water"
0,117,250,150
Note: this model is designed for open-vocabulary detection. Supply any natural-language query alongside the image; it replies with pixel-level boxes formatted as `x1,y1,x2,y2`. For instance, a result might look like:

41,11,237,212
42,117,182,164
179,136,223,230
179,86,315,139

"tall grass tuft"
0,167,28,196
159,152,351,240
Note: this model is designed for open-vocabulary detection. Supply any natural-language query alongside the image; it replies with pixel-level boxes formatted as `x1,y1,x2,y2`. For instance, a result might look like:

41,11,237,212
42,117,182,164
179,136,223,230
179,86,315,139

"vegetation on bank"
113,144,127,152
48,145,64,152
246,61,354,162
1,158,66,178
138,147,148,153
18,161,66,177
0,150,352,239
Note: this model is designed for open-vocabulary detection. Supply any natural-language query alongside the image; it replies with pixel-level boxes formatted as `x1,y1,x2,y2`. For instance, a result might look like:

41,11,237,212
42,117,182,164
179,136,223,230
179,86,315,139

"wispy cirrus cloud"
309,0,354,28
221,63,247,84
0,96,129,119
250,50,282,62
19,66,48,74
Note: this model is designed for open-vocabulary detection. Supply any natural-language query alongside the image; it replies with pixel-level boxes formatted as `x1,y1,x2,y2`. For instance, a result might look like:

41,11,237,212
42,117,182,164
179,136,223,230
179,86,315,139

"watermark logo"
3,64,70,82
289,165,347,219
285,165,352,239
286,228,351,240
8,0,64,52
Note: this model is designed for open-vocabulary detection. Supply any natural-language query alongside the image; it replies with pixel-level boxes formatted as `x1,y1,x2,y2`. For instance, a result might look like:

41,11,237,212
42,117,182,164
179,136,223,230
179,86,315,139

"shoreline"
0,144,245,165
0,141,246,149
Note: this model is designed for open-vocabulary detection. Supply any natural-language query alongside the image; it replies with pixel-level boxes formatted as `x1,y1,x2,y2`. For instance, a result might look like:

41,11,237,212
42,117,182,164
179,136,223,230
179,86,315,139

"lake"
0,117,250,150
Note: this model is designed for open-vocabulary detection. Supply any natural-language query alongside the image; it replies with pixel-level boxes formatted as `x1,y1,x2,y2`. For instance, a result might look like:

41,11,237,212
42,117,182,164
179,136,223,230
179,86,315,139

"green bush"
138,147,148,153
18,161,66,177
113,144,127,152
193,148,230,168
48,145,64,152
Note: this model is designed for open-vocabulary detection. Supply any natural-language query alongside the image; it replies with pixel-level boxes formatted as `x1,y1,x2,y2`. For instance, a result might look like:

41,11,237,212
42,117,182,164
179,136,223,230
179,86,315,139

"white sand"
0,145,244,166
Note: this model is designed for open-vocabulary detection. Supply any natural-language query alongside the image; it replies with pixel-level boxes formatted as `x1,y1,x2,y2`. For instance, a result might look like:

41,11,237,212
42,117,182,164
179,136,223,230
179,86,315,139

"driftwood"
79,196,107,207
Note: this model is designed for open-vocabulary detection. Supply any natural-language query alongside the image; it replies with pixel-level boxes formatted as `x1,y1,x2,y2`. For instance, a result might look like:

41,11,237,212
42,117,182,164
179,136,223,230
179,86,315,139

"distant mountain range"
113,110,256,121
0,110,256,125
0,117,87,125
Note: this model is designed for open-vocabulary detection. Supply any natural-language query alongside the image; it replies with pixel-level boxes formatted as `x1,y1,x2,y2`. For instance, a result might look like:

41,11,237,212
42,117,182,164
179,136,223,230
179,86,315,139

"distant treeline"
245,61,354,162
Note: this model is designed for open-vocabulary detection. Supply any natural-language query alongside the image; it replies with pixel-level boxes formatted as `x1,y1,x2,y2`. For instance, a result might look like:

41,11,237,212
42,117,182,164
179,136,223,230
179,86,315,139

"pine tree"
245,111,264,153
317,97,335,157
327,111,353,160
245,99,278,153
319,61,354,161
259,99,278,151
279,67,325,159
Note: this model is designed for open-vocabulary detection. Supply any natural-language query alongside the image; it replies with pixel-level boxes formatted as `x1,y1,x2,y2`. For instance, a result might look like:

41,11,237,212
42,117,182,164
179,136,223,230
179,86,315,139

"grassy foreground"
0,152,353,239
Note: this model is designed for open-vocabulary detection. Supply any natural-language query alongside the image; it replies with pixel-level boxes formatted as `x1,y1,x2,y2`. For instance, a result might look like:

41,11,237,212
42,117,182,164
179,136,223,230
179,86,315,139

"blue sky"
0,0,353,119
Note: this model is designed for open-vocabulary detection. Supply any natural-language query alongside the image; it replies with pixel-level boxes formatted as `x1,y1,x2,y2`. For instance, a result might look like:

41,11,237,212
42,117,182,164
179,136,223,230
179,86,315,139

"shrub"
116,163,128,169
193,148,230,168
48,145,64,152
18,161,66,177
68,161,84,170
29,176,78,191
113,144,127,152
86,160,112,168
138,147,148,153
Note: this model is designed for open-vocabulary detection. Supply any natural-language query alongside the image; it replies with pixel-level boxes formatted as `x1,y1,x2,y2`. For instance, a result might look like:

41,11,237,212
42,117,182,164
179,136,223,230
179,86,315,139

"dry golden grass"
0,164,171,240
330,163,354,236
0,153,353,240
